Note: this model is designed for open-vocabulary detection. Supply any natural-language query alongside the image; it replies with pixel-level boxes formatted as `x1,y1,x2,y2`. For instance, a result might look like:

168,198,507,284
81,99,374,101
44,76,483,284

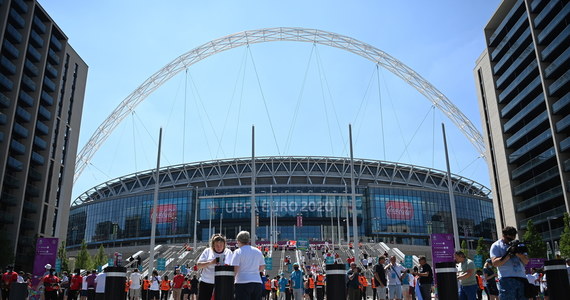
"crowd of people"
3,226,570,300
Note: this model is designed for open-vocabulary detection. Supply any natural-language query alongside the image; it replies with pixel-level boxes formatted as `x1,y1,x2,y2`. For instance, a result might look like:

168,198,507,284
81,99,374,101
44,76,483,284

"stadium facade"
67,156,495,249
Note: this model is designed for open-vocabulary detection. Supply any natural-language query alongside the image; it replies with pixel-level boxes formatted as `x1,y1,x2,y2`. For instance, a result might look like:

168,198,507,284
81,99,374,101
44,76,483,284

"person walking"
412,256,433,300
68,269,83,300
197,234,233,300
230,231,265,300
346,263,361,300
482,260,498,300
455,251,477,300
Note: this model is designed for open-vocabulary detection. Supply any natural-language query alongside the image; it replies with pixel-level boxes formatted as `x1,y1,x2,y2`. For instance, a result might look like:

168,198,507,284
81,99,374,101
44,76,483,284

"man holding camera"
490,226,529,300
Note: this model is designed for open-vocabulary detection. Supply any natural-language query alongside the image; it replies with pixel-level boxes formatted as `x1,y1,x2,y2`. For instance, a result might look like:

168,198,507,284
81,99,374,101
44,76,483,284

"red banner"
385,201,414,220
150,204,177,223
296,215,303,227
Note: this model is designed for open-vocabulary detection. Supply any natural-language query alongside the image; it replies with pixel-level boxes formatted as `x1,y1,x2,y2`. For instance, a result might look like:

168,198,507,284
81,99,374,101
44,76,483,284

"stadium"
67,156,495,249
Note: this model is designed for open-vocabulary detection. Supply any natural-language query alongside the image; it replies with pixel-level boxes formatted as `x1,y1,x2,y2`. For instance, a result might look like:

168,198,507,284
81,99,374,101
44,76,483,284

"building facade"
474,0,569,246
68,157,495,249
0,0,87,270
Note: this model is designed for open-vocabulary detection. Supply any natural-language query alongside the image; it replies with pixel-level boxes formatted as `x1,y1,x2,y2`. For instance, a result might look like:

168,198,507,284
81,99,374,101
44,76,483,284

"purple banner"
526,258,545,273
32,238,59,287
431,233,455,264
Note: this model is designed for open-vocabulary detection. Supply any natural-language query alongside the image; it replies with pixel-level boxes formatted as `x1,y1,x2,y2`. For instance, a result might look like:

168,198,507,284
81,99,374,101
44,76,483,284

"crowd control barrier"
214,265,235,300
325,263,346,300
435,261,457,300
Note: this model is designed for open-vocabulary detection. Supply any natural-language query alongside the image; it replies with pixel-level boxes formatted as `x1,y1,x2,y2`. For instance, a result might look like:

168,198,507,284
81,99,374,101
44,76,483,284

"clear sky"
37,0,502,200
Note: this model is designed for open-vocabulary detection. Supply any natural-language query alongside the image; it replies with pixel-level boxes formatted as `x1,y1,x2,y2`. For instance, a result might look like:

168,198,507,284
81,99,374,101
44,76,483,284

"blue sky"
37,0,502,199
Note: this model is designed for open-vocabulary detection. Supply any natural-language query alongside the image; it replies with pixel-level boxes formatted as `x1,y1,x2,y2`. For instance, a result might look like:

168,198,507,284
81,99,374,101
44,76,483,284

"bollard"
214,265,235,300
325,263,346,300
105,266,127,300
435,261,458,300
544,259,569,300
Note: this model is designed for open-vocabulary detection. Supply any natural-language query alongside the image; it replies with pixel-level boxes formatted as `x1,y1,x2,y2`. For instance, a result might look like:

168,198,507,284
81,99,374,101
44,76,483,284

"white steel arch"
74,27,486,183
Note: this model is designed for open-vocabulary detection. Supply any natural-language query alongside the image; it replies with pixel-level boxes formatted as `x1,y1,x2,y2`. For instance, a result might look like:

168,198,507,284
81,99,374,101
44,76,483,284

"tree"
522,220,547,258
461,240,468,256
75,240,92,270
559,212,570,258
93,245,107,268
475,237,489,260
57,241,70,272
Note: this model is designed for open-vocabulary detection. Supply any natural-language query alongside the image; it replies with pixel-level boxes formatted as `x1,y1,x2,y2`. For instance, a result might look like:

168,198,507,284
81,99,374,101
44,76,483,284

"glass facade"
68,183,494,248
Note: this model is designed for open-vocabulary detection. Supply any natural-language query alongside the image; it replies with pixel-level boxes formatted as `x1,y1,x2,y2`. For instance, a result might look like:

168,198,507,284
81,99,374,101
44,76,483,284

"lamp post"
547,216,558,258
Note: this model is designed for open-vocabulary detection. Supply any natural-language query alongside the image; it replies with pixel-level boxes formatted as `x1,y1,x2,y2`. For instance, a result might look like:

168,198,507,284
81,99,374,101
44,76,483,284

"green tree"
559,212,570,258
75,240,92,270
476,237,489,260
57,241,70,272
522,220,547,258
461,240,468,256
93,245,107,268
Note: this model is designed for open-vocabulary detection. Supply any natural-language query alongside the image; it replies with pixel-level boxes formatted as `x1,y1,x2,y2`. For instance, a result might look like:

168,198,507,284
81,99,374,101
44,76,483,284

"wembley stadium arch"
73,27,486,184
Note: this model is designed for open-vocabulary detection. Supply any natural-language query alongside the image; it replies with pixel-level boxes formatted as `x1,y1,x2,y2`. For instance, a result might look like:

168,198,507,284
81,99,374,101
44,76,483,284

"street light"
547,216,559,258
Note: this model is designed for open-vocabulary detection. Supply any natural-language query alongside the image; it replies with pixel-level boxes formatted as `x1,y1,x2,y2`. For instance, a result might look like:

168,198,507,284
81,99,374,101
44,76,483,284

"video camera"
506,240,528,255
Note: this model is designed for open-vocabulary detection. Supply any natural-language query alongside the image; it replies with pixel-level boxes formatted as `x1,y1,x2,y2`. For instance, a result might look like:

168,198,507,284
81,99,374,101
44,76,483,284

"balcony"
25,184,40,197
21,75,36,92
19,91,34,107
16,106,31,122
23,201,38,213
33,136,47,150
6,23,22,44
537,3,570,44
41,91,53,106
0,56,16,75
7,156,23,171
0,73,14,91
9,8,25,28
31,151,45,165
534,0,561,29
513,166,560,196
10,139,26,155
561,137,570,152
0,92,10,107
13,0,29,14
0,192,18,206
508,129,552,164
505,111,548,148
552,92,570,114
27,45,41,62
556,115,570,133
501,78,542,117
491,12,529,62
519,205,567,229
24,59,39,77
43,77,56,92
544,45,570,79
3,174,20,188
50,36,63,52
30,30,44,48
548,68,570,97
541,25,570,62
48,49,60,65
29,168,42,181
516,186,563,213
36,120,49,135
2,40,20,59
511,147,556,180
0,112,6,125
488,0,524,46
38,105,51,120
45,63,58,78
33,16,46,34
503,93,545,133
13,122,29,138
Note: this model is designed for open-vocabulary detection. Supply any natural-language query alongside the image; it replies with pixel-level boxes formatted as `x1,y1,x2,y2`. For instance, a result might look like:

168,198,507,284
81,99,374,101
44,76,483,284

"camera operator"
489,226,529,300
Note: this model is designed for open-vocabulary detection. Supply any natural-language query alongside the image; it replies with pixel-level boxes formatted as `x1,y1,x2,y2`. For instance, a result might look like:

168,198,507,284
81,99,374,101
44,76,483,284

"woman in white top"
230,231,266,300
196,234,233,300
149,270,161,300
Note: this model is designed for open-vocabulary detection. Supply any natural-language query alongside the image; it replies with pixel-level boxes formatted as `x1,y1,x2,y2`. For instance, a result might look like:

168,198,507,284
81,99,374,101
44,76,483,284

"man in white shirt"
129,269,142,300
230,231,265,299
94,272,106,300
385,256,405,300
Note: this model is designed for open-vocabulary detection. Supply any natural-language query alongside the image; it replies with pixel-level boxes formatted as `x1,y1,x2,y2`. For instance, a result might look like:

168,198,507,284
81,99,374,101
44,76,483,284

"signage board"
265,257,273,270
431,233,455,264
